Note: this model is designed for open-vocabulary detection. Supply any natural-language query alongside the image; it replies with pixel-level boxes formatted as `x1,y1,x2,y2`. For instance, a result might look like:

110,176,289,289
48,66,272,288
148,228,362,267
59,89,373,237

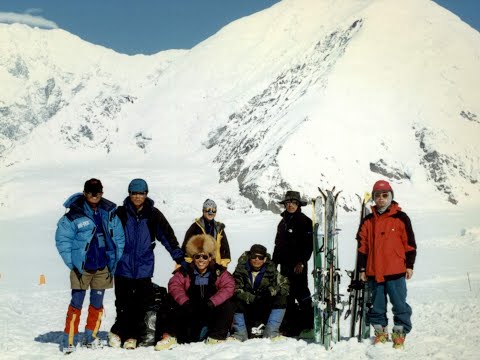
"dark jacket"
272,210,313,271
115,197,184,279
357,201,417,283
183,217,231,267
233,251,289,305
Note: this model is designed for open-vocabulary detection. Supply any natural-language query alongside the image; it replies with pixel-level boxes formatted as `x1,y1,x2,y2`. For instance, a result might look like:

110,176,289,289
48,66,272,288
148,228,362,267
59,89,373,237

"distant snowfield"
1,160,479,359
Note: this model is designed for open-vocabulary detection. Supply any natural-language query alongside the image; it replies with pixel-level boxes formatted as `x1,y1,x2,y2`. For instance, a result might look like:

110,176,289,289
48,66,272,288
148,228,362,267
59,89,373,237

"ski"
312,187,343,349
345,192,372,341
312,194,324,345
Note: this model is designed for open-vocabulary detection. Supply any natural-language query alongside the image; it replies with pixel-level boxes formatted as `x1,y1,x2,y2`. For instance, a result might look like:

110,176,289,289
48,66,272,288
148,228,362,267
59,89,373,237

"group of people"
55,178,416,353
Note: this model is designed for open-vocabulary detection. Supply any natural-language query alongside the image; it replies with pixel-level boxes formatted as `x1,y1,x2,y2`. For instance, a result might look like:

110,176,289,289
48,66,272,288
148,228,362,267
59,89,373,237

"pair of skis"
345,193,373,342
312,188,372,349
312,187,342,350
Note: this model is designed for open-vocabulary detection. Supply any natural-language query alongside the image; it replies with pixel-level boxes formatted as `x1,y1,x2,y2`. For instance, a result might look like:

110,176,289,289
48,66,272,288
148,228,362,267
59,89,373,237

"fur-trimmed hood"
185,234,216,259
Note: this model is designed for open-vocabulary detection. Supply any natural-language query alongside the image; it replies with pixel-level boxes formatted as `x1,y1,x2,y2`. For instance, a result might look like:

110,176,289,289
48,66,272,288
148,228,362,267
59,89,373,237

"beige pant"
70,266,113,290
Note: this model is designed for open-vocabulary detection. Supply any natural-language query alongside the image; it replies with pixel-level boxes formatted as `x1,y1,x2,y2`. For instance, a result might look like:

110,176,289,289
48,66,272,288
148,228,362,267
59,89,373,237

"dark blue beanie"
128,178,148,193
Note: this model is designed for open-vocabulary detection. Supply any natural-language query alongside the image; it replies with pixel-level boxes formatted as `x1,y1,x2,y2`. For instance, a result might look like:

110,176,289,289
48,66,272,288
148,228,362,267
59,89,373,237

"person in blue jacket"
55,178,125,354
109,178,187,350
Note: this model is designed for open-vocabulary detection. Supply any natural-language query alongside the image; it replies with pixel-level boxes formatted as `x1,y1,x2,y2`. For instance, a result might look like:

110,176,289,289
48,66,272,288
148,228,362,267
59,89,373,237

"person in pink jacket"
155,234,235,350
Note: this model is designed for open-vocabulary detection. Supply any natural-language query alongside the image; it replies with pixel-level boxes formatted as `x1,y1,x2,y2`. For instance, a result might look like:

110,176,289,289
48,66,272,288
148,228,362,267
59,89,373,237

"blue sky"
0,0,478,55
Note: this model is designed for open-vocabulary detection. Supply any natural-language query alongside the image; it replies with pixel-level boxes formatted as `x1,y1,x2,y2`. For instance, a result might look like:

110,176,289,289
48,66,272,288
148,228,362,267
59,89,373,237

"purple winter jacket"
168,265,235,307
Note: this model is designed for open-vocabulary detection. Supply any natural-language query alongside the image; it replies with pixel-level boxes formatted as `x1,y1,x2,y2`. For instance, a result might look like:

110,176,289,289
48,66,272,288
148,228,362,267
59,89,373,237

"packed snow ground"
0,159,479,359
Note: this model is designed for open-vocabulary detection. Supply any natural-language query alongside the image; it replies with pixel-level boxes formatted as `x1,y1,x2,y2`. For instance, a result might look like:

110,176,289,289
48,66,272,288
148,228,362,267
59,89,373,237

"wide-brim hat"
278,190,307,206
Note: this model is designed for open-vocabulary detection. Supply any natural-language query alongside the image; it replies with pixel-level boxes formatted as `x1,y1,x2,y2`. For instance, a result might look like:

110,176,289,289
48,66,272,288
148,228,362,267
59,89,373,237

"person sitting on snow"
232,244,289,341
155,234,235,350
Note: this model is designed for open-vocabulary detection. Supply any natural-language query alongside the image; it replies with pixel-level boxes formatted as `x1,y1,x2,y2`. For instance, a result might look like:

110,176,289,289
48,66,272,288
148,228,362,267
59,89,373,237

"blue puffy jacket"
114,197,185,279
55,193,125,275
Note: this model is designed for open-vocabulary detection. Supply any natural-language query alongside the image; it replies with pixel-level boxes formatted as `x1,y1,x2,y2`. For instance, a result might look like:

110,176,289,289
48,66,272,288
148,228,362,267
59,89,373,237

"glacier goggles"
193,254,210,260
129,191,147,196
249,254,266,261
374,192,389,199
203,208,217,214
85,191,103,197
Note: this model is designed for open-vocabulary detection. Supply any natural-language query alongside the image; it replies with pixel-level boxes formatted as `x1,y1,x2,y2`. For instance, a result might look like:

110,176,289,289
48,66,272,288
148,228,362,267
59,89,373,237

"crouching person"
155,234,235,350
232,244,289,341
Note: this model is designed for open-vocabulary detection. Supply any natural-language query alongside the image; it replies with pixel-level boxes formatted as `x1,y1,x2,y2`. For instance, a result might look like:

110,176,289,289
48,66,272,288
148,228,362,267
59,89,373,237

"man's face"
249,253,266,270
285,200,299,213
193,253,211,273
203,207,217,221
129,191,147,209
374,191,390,207
84,191,103,208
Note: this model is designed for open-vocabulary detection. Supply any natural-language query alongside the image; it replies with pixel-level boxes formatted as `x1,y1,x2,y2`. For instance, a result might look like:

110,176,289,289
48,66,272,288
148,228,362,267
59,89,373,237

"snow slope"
0,176,479,359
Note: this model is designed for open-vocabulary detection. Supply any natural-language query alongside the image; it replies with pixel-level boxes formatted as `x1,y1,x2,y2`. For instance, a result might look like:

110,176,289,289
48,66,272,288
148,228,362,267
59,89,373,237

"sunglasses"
130,191,147,196
374,192,389,199
203,208,217,214
250,254,266,261
193,254,210,260
86,192,103,197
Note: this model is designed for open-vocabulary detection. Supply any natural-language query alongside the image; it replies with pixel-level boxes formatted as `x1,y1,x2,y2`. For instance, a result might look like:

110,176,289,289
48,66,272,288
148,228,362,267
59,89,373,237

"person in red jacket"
357,180,417,349
155,234,235,350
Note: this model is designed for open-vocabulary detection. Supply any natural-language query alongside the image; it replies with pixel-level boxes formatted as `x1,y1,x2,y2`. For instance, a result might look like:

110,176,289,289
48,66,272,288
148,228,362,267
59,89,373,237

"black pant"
173,299,234,343
110,276,154,341
280,265,313,335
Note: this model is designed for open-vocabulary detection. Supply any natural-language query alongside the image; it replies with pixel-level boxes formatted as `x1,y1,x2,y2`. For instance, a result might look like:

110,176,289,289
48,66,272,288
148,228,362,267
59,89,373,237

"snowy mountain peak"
1,0,479,213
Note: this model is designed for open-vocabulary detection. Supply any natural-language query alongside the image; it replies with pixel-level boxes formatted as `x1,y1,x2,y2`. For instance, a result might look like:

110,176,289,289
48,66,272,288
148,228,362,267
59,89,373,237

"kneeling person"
232,244,289,340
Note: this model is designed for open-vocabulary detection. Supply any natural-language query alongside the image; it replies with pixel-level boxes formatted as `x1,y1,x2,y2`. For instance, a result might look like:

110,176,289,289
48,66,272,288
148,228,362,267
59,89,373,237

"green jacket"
233,251,289,305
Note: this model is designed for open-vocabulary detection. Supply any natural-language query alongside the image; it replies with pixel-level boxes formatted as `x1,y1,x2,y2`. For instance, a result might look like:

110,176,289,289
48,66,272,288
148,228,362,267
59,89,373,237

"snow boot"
205,337,225,344
61,305,81,353
263,308,286,339
154,333,178,351
392,326,406,349
60,333,78,355
108,332,121,348
232,313,248,341
84,305,104,348
123,338,137,349
373,325,389,344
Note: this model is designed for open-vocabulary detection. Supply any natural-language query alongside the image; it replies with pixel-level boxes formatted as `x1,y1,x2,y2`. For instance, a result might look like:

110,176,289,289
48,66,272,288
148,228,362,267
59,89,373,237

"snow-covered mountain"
1,2,480,358
1,0,479,212
0,23,185,158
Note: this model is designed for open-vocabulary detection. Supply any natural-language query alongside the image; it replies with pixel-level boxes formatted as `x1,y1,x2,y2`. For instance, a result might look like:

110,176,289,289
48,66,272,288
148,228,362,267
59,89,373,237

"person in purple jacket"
154,234,235,350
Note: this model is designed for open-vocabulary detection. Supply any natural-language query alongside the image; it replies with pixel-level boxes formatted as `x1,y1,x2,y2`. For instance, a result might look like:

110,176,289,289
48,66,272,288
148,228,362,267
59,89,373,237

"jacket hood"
63,193,84,209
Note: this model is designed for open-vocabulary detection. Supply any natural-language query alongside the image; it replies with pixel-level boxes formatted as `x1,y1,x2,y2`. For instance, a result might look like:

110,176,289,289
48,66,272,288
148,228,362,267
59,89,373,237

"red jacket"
168,265,235,307
356,201,416,283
